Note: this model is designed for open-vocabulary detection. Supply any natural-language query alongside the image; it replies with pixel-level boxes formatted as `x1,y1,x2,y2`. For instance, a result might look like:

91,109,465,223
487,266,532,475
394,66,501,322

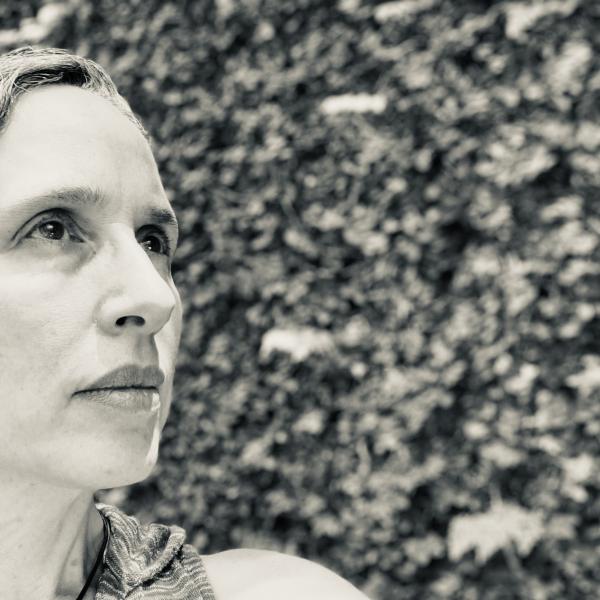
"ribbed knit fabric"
94,503,216,600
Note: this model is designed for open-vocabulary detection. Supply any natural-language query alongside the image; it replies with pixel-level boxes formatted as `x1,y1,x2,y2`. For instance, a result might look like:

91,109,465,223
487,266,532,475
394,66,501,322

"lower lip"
75,388,160,412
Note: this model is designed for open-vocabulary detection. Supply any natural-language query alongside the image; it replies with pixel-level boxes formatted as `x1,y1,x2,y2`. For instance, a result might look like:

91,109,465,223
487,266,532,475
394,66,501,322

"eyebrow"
12,184,179,241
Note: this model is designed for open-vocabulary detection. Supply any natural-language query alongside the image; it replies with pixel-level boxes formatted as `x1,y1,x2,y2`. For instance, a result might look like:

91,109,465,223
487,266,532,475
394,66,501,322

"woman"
0,46,369,600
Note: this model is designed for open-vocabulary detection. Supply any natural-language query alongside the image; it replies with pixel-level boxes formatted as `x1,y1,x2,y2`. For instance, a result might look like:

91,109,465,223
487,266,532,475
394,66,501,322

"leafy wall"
3,1,600,598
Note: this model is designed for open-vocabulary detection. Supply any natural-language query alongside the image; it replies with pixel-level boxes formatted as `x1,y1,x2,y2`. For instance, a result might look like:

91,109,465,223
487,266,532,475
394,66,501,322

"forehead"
0,84,166,207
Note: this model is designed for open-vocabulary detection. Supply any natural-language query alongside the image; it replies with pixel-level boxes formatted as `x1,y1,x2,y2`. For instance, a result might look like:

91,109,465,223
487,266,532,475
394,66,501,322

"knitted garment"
94,503,216,600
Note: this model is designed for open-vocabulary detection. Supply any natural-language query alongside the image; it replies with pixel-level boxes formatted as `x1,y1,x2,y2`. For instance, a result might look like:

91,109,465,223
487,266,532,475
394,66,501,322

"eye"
23,212,173,256
138,227,172,256
25,211,83,243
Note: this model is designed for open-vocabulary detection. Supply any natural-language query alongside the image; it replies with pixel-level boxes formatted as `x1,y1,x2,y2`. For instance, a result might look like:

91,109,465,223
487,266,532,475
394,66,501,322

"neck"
0,472,105,600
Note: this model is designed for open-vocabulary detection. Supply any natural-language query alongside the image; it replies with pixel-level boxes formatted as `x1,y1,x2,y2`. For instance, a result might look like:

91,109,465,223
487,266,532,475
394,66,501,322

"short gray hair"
0,46,149,139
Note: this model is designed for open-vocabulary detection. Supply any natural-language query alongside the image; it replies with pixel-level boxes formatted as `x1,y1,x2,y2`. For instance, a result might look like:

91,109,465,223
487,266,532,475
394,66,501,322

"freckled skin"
0,85,183,491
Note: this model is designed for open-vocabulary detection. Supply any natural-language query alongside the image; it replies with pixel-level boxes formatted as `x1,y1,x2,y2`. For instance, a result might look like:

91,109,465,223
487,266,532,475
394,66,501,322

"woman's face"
0,85,182,490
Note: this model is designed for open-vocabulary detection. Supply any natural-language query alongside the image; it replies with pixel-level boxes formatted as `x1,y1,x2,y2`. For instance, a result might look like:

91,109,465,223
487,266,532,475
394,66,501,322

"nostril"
116,315,145,327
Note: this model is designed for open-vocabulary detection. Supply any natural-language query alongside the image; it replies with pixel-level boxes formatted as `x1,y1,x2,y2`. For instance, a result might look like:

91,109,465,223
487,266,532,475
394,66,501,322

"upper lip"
76,365,165,392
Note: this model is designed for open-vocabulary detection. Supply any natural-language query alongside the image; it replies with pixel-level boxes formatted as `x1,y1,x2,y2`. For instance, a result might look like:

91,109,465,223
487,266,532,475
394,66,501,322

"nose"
95,232,178,337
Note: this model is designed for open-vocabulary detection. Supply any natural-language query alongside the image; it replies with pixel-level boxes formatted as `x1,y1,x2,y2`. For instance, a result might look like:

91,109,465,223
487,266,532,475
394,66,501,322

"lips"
75,364,165,393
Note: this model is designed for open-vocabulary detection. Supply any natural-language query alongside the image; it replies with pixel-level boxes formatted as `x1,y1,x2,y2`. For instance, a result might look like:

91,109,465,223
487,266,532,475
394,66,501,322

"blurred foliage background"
4,0,600,597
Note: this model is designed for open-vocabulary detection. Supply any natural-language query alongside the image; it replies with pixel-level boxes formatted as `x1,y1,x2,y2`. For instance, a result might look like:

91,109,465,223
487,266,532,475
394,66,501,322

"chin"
52,421,162,491
99,424,161,488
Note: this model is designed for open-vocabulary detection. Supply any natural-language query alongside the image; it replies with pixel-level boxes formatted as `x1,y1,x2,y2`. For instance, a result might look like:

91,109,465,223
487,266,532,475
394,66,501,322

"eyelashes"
23,209,174,257
138,225,173,256
24,210,84,244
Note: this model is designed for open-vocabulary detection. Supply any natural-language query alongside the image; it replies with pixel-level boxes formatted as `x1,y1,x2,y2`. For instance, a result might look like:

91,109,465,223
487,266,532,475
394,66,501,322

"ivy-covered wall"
4,1,600,597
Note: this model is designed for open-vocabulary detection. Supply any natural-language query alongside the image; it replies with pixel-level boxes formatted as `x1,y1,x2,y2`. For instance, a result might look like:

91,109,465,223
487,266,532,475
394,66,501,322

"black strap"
76,511,109,600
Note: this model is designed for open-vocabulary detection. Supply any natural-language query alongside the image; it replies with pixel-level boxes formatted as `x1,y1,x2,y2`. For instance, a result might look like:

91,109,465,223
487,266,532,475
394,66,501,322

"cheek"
173,297,183,348
0,298,82,447
160,335,179,414
0,280,86,396
157,297,183,428
161,286,183,360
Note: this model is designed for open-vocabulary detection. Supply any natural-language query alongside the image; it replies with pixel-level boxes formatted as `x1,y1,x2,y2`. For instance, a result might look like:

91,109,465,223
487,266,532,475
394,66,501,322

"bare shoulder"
201,548,370,600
